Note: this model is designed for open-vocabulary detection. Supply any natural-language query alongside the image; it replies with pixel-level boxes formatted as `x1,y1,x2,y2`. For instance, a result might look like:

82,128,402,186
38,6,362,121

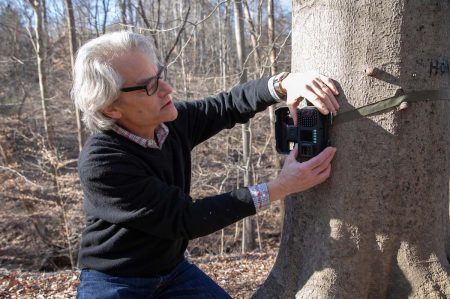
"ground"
0,252,277,298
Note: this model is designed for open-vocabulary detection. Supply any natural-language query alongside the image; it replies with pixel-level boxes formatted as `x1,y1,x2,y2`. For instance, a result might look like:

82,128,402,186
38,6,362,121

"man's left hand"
281,71,340,125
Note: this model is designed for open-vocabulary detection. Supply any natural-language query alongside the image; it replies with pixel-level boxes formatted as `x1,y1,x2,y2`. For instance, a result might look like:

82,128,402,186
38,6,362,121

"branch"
164,5,191,64
137,0,151,28
0,166,43,189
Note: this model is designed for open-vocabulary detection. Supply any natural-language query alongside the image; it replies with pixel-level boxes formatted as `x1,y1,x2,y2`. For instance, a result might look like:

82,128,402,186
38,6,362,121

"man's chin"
166,109,178,122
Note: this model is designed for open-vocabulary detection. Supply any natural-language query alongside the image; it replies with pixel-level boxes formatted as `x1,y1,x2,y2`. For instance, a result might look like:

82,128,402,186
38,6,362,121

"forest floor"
0,251,278,298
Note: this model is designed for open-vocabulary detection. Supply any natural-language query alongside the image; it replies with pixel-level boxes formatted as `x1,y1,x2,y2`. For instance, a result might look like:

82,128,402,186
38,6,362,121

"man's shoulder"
82,131,123,152
79,131,134,166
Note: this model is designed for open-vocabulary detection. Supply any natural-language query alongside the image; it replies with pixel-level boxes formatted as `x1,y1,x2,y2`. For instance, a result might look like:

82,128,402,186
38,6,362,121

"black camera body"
275,106,332,162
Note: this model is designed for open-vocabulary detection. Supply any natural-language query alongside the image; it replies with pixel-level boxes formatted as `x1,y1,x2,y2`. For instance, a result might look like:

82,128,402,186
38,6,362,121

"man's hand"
281,71,340,125
267,145,336,201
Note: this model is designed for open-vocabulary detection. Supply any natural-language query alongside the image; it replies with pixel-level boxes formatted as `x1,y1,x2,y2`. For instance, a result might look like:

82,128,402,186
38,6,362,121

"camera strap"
332,88,450,125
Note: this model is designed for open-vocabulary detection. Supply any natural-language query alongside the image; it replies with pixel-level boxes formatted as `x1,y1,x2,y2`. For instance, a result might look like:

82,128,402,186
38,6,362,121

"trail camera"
275,106,332,162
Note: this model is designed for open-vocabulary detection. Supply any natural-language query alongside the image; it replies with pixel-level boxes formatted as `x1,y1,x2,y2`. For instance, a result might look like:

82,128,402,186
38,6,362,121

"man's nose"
157,79,173,95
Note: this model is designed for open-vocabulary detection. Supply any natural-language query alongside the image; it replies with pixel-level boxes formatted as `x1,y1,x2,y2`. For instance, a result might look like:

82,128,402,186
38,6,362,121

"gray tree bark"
255,0,450,298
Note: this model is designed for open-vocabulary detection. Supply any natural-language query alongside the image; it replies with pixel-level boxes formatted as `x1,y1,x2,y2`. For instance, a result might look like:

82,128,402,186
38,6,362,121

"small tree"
28,0,52,146
64,0,85,151
233,0,256,252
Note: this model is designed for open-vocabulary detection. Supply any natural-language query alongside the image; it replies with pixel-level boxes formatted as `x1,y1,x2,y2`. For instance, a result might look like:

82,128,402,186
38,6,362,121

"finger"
317,164,332,181
318,74,339,96
302,88,329,115
288,104,299,126
313,151,334,174
315,79,340,112
287,144,298,162
311,80,336,115
329,94,340,114
304,147,336,169
318,76,340,112
286,90,302,106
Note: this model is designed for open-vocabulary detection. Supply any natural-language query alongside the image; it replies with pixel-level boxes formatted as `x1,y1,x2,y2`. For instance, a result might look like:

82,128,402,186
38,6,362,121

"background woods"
2,0,448,298
0,0,291,297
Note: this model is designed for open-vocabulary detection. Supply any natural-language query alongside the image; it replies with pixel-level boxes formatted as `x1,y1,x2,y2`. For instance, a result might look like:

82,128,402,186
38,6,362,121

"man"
73,31,339,298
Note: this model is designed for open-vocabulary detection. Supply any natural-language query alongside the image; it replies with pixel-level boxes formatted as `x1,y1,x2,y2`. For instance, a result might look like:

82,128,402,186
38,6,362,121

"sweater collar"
111,123,169,149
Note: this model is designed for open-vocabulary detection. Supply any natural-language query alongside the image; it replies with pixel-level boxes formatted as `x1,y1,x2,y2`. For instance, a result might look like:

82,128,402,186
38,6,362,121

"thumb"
288,104,299,126
288,144,299,162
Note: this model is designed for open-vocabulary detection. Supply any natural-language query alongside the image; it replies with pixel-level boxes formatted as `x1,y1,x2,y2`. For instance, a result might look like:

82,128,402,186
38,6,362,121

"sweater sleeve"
175,77,277,148
79,152,256,241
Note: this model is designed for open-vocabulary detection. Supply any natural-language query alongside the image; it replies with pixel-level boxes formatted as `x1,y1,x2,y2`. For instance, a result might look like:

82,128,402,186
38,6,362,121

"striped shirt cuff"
248,183,271,212
268,76,284,103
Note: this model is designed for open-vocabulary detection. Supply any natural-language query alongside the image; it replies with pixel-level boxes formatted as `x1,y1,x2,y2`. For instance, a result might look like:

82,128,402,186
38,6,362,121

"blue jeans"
76,259,232,299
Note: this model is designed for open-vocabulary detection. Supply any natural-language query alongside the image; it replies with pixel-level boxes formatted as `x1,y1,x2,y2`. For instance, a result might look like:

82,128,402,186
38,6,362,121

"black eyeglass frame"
120,64,167,96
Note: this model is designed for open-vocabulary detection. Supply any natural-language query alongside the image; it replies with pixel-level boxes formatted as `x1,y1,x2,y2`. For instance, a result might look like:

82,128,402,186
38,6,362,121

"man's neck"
116,121,156,140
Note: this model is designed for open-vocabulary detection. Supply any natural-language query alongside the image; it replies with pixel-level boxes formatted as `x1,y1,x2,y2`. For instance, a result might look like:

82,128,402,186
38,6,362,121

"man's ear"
100,104,122,120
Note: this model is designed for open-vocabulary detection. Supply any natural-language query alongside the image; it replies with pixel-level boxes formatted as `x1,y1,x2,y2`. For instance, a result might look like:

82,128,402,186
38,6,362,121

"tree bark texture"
255,0,450,298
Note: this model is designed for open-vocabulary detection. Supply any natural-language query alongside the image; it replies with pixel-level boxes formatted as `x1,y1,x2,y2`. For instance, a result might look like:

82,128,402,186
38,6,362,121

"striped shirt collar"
111,123,169,149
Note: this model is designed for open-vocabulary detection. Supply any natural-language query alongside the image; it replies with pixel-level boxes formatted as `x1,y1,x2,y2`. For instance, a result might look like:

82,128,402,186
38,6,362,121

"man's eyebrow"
135,77,152,85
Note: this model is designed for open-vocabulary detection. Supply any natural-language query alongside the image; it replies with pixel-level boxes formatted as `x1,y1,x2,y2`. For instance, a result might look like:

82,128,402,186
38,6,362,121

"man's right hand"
267,145,337,201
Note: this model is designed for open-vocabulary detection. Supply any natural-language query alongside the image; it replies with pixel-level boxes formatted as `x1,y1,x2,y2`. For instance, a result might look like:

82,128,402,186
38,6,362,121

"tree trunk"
267,0,285,232
233,0,255,252
242,0,262,78
126,0,134,26
29,0,52,147
117,0,127,25
101,0,109,34
255,0,450,298
217,0,227,91
178,0,188,99
64,0,85,152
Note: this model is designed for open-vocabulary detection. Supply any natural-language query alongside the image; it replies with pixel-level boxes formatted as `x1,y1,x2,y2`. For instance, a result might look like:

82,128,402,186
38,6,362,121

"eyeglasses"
120,64,167,96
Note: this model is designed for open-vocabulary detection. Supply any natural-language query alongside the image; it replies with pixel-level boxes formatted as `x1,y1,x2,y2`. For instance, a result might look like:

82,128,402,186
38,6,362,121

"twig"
0,142,8,165
0,166,43,189
164,5,191,64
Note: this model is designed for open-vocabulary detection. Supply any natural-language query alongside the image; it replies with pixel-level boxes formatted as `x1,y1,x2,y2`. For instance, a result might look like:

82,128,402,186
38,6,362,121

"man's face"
106,50,178,137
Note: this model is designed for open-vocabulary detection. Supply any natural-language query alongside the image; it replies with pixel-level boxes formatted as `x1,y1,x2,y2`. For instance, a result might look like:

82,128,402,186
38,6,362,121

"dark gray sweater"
77,77,277,276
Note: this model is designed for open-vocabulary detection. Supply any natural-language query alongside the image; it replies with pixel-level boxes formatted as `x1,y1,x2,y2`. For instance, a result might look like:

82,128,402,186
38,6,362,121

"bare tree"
101,0,110,34
217,1,230,91
242,0,262,78
163,4,190,64
266,0,285,230
233,0,255,252
64,0,85,152
28,0,52,146
117,0,127,25
136,0,162,50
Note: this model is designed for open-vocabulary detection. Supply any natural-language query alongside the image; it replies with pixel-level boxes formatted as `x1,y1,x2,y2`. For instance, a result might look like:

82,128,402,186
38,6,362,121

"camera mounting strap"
332,88,450,125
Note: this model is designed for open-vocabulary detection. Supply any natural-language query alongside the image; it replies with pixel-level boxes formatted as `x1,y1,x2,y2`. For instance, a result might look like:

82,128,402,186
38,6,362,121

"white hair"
71,31,158,133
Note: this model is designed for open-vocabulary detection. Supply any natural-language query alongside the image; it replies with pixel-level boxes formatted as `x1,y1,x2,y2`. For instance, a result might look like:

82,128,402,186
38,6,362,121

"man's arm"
174,77,277,149
79,152,258,241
